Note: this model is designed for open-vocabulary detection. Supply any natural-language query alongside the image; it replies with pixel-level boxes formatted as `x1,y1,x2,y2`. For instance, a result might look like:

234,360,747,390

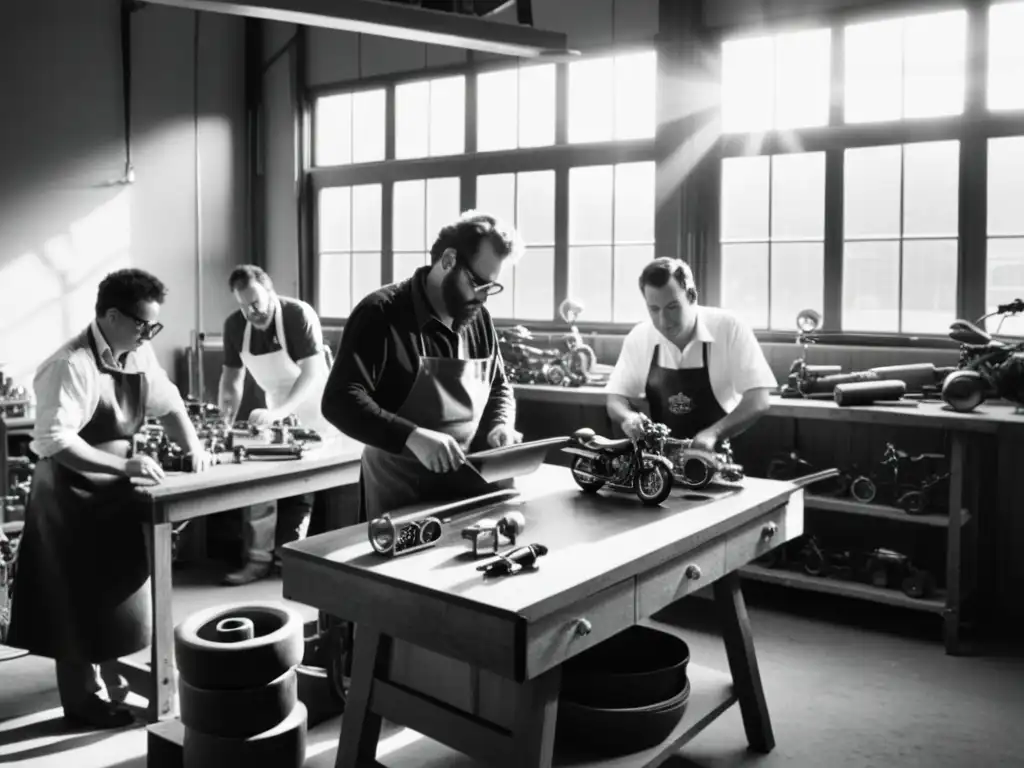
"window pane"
519,64,556,148
425,177,461,250
775,28,831,129
614,162,655,244
844,18,903,123
770,243,824,330
352,252,382,306
902,239,957,334
487,279,514,319
721,243,769,329
319,252,351,318
903,141,959,238
842,240,900,331
351,184,382,251
613,244,655,324
614,51,656,140
393,252,427,281
721,35,775,133
987,237,1024,335
568,246,613,322
721,156,769,241
319,187,351,252
517,171,555,245
903,10,966,119
514,247,555,320
395,81,430,159
844,145,901,238
352,89,386,163
987,136,1024,235
771,153,825,240
988,2,1024,111
569,165,613,244
476,174,516,228
568,57,614,144
393,180,425,251
315,94,351,166
477,69,518,153
429,76,466,157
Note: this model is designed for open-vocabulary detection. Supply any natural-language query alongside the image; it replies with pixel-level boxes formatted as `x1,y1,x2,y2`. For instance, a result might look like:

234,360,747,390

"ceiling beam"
142,0,574,57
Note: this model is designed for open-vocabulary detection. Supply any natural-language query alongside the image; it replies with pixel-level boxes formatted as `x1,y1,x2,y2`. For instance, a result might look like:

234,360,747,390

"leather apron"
240,302,337,436
358,334,494,521
645,342,727,439
7,328,152,662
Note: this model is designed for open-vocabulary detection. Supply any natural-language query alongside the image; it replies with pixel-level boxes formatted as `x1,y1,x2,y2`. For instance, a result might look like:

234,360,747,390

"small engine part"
368,514,443,557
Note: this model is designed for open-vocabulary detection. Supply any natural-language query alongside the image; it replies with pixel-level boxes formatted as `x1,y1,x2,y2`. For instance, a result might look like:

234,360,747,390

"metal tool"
477,543,548,577
368,513,444,557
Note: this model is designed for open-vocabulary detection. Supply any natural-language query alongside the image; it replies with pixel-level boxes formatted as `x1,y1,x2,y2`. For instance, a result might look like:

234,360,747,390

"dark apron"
358,334,495,521
645,342,727,439
7,328,152,662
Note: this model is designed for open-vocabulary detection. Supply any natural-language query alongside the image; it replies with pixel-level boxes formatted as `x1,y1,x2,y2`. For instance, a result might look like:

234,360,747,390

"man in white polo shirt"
606,257,777,451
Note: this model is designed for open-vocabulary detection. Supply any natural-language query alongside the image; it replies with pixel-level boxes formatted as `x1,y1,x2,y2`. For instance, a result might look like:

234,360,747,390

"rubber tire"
175,602,304,690
179,668,298,739
635,465,673,506
182,701,307,768
571,457,606,493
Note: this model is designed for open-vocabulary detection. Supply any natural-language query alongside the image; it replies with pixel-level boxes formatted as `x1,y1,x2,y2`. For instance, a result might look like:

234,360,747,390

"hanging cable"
120,0,135,182
194,11,205,400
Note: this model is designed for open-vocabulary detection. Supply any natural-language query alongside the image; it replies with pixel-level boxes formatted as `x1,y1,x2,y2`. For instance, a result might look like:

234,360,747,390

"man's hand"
621,412,648,441
125,456,166,483
247,408,279,427
405,428,466,473
486,424,523,449
691,429,720,453
188,449,216,473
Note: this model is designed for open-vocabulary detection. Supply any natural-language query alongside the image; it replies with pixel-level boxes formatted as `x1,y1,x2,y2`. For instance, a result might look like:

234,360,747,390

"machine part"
567,345,597,377
174,603,305,690
368,513,443,557
635,464,673,506
544,362,567,386
182,701,307,768
850,476,877,504
477,543,548,577
179,668,298,739
941,369,988,412
215,617,256,642
676,456,713,489
834,380,907,406
497,511,526,543
897,490,928,515
233,444,305,463
570,456,606,493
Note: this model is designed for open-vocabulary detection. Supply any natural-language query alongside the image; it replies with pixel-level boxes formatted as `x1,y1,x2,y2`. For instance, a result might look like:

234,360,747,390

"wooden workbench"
120,437,364,723
282,463,806,767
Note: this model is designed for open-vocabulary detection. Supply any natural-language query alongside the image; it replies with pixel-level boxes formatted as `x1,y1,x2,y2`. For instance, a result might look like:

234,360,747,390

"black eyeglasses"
119,307,164,340
459,258,504,297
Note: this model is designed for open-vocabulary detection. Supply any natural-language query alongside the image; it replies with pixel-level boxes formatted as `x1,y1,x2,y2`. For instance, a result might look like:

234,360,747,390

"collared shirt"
606,306,778,413
30,320,185,458
322,267,514,454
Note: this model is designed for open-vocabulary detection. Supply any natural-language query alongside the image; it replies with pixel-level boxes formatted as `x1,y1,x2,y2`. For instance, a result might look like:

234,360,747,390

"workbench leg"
148,522,176,722
944,433,965,656
336,626,391,768
714,571,774,753
509,667,561,768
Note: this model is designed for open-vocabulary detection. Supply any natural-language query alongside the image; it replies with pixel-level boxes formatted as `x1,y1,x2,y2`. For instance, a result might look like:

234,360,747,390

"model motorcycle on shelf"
848,442,949,515
498,299,597,387
941,299,1024,413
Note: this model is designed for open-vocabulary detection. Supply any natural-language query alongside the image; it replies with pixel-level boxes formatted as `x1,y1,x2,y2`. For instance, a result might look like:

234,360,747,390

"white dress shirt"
606,306,778,414
30,320,185,458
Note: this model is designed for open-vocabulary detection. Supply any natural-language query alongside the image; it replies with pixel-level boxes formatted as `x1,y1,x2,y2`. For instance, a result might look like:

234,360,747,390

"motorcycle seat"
584,435,634,452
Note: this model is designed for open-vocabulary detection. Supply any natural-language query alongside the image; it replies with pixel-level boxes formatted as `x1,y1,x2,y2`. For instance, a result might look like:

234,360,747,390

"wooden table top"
284,463,798,622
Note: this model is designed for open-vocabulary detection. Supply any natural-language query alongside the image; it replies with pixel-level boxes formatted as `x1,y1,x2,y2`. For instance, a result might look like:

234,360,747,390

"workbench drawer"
636,541,726,618
724,501,802,573
525,579,635,678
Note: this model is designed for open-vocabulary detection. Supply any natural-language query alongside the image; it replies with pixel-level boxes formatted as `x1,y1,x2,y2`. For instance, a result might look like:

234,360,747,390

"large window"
477,64,556,152
317,185,383,318
987,137,1024,336
395,75,466,159
313,89,386,167
392,178,461,280
568,51,657,143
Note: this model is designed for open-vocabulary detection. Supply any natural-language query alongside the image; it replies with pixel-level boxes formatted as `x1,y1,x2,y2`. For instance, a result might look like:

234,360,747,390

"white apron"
240,303,336,436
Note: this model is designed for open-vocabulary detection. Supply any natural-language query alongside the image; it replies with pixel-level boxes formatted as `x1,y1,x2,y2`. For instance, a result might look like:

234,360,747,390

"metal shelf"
805,494,969,528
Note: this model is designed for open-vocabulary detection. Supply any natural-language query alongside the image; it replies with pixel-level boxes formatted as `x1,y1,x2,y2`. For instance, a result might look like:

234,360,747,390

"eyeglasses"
119,307,164,340
459,259,504,297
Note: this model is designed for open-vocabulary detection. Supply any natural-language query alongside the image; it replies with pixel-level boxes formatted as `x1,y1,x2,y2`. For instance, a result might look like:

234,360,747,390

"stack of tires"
174,602,307,768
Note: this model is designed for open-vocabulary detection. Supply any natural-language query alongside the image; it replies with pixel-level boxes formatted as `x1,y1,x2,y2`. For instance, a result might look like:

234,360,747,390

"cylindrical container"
834,380,906,406
869,363,938,391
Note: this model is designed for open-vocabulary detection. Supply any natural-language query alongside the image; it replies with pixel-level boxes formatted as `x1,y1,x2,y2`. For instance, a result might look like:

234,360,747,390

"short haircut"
638,257,699,303
95,268,168,316
229,264,274,293
429,210,523,265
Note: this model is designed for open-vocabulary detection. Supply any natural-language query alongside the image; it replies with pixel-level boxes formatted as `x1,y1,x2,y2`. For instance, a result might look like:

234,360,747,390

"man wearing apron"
218,265,336,585
8,268,214,727
605,257,777,449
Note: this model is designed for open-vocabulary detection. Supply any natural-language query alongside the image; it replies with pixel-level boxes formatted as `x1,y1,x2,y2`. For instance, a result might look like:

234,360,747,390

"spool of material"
216,617,256,642
834,380,906,406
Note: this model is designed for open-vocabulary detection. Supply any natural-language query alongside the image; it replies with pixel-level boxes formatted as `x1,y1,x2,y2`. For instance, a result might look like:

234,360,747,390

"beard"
442,271,483,329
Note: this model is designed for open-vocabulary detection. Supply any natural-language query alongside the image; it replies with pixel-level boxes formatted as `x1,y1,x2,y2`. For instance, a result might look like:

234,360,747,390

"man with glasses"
8,268,214,728
323,210,524,520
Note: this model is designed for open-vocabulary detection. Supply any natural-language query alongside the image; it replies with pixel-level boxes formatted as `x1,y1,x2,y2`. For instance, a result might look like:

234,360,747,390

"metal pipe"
194,11,205,402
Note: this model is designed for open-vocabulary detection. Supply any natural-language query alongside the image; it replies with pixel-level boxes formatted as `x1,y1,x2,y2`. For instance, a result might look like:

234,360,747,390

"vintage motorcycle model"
942,299,1024,413
562,419,675,506
497,299,598,387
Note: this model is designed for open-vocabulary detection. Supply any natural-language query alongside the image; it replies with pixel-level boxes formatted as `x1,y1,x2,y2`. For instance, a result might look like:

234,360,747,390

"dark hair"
638,257,699,303
429,210,523,265
95,268,168,316
228,264,274,292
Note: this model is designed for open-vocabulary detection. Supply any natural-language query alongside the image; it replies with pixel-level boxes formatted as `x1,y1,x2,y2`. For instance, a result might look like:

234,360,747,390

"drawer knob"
685,564,702,581
761,522,779,540
574,618,592,637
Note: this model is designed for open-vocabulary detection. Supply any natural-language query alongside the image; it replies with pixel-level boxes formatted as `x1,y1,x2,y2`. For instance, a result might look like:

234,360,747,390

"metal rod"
194,11,205,402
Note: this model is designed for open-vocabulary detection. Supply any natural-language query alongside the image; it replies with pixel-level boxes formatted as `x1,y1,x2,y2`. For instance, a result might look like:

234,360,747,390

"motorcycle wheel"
941,370,987,413
897,489,928,515
850,476,877,504
635,465,673,506
570,457,605,493
567,345,597,377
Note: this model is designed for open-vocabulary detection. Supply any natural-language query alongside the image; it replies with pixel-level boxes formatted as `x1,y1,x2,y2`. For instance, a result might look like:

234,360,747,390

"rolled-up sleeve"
30,357,92,458
605,326,649,398
136,343,185,418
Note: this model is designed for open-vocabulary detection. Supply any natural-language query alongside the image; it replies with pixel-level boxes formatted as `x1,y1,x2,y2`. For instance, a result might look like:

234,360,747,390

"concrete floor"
1,569,1023,768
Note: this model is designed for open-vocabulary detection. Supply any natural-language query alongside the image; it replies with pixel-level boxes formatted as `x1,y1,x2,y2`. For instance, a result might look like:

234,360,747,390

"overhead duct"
140,0,576,58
